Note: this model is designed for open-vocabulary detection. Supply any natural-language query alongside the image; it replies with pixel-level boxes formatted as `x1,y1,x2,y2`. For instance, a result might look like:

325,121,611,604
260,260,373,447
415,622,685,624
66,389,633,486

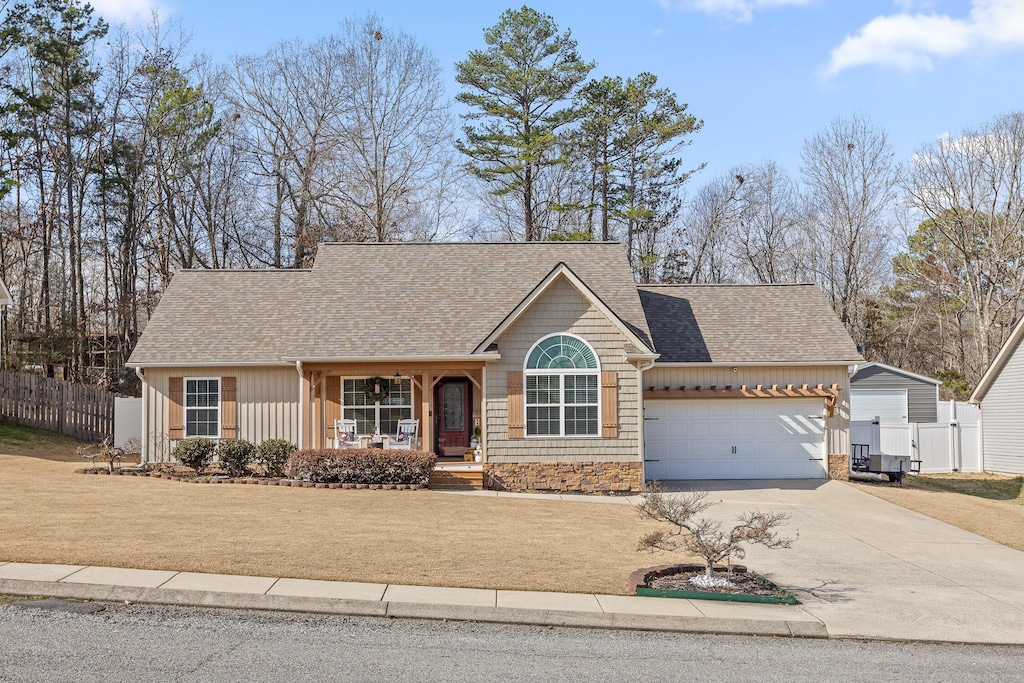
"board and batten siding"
643,365,852,457
980,336,1024,474
850,365,938,423
485,276,641,464
143,366,299,462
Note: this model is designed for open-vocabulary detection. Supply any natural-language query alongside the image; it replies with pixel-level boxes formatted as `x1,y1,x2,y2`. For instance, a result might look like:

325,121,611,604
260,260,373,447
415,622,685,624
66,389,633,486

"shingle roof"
637,284,862,364
292,242,652,359
128,242,653,365
128,270,312,365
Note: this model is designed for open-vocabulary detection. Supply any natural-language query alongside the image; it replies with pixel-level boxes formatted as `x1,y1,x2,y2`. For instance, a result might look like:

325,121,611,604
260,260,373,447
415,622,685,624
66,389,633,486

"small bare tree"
636,484,795,577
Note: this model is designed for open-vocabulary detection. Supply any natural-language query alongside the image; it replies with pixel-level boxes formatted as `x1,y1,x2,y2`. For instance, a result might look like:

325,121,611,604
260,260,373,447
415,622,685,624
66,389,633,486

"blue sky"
95,0,1024,183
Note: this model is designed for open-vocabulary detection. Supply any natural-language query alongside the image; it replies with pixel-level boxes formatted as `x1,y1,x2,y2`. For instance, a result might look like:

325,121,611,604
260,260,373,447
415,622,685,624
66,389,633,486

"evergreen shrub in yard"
285,448,435,485
216,439,256,477
174,437,217,473
255,439,297,478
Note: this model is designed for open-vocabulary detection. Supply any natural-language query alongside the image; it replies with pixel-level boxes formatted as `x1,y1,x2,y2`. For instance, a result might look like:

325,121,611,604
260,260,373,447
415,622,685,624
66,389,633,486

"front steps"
429,464,484,490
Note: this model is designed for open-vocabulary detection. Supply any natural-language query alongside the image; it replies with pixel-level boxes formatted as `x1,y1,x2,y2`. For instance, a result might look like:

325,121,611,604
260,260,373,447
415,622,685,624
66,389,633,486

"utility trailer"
851,445,920,484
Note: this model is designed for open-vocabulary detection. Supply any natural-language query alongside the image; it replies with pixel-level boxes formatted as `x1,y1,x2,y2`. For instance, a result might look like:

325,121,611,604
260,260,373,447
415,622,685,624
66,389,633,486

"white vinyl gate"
850,419,982,473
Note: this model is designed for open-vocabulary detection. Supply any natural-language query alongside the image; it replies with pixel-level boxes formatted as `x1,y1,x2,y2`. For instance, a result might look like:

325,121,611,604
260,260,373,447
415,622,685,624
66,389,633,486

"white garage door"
644,399,827,480
849,389,908,424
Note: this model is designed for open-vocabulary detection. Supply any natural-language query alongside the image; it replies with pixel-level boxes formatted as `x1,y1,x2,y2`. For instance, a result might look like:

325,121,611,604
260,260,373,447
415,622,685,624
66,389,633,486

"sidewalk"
0,561,825,638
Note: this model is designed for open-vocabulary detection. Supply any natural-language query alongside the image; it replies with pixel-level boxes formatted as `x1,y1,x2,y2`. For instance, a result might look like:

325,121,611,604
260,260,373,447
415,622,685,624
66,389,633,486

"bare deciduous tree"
731,160,804,283
800,113,898,344
637,484,795,577
899,112,1024,377
332,13,458,242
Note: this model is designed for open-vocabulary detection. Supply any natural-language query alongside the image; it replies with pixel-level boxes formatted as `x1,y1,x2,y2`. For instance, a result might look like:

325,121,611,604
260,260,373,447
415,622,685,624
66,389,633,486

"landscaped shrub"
255,439,297,478
216,439,256,477
174,437,217,473
285,448,435,485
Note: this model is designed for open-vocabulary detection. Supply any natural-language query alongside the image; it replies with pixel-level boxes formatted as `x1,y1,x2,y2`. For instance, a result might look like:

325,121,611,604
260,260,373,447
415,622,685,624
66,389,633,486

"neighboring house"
127,242,862,491
970,316,1024,474
849,362,941,424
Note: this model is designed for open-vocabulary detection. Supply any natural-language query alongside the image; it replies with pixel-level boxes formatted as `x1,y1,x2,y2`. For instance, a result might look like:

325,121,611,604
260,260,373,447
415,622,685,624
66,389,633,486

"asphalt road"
1,598,1021,682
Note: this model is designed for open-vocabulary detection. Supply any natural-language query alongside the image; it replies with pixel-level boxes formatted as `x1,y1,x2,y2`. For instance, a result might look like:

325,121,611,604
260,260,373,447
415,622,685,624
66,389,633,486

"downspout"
637,359,656,486
135,366,147,465
296,361,304,450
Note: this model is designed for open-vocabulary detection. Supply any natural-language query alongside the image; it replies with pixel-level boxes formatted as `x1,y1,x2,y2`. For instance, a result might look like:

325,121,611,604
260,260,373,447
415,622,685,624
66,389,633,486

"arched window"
524,334,599,437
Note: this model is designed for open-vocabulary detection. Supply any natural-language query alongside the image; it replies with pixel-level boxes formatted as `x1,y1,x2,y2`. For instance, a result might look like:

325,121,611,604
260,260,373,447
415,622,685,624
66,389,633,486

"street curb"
0,578,827,639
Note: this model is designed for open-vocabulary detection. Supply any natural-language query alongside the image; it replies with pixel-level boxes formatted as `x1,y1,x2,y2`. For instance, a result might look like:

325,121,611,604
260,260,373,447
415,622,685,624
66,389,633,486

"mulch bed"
627,563,793,600
73,468,423,490
649,569,789,598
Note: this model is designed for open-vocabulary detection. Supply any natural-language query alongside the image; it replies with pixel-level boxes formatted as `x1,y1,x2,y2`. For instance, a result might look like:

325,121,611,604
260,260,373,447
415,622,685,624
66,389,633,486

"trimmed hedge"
285,448,435,485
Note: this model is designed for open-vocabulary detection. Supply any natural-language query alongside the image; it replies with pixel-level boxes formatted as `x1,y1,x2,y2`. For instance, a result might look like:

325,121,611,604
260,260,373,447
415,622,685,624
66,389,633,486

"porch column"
421,372,432,454
315,372,326,449
299,370,311,450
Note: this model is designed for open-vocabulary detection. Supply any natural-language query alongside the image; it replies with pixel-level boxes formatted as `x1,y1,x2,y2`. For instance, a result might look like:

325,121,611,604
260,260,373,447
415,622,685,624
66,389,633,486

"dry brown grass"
0,427,669,595
852,473,1024,553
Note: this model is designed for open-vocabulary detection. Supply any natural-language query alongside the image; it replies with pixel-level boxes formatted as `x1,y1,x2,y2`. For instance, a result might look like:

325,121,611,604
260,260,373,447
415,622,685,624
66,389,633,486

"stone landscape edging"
73,469,424,490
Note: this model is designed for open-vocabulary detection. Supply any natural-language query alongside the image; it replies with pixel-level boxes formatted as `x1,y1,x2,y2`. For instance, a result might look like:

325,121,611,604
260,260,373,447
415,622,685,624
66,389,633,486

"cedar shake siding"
485,276,642,464
143,366,299,462
643,365,852,458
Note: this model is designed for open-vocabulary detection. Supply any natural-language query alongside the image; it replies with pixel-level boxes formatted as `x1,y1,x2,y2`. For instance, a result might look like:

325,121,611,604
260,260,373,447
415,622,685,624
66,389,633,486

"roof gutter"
281,354,502,363
626,352,660,362
127,361,294,368
650,360,863,367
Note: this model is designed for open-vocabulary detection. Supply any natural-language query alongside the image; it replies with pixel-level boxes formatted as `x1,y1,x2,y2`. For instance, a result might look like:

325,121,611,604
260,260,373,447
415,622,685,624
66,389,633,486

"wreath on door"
363,376,390,404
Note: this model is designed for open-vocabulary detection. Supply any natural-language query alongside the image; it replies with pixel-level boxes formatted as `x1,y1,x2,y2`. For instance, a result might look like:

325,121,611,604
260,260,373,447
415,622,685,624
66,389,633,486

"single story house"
849,362,941,424
127,242,862,491
970,315,1024,474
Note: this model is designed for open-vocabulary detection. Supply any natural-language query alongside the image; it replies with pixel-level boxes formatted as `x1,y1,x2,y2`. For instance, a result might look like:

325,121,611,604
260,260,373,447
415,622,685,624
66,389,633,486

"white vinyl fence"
113,397,142,450
936,400,981,426
851,418,982,474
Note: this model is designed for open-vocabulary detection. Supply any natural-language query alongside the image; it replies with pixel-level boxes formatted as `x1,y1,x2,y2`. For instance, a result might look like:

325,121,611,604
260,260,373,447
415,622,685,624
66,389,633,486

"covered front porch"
296,360,487,458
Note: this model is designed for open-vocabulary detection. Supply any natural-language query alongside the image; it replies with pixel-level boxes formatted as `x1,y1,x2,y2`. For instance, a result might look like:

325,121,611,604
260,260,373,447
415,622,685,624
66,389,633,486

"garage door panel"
645,399,826,481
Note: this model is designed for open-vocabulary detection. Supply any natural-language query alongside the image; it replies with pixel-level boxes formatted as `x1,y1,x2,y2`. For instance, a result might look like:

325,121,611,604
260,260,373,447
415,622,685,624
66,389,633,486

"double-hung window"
342,378,413,435
184,378,220,437
525,334,599,437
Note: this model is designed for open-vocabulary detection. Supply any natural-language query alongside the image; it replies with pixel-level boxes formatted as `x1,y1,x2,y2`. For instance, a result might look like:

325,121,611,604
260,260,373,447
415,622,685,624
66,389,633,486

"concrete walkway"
0,561,824,638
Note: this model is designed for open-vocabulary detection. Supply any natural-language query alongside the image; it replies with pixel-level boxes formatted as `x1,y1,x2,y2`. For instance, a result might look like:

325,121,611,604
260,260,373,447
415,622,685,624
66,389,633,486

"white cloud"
89,0,160,25
893,0,934,11
659,0,813,23
825,0,1024,76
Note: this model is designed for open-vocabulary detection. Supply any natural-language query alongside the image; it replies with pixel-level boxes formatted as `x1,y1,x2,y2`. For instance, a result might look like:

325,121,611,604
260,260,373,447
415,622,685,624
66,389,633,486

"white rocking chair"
334,419,359,449
387,419,419,451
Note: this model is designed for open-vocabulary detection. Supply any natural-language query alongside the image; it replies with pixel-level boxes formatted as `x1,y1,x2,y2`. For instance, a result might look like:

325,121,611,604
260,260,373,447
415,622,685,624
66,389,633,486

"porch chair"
334,419,359,449
387,419,420,451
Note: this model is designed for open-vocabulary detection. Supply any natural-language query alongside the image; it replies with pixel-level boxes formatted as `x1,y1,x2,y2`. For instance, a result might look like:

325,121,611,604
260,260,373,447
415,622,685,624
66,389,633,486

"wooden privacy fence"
0,370,115,442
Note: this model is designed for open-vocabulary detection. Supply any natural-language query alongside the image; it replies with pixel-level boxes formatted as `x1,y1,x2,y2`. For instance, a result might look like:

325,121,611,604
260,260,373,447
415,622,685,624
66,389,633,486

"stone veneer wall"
828,454,849,481
483,462,643,493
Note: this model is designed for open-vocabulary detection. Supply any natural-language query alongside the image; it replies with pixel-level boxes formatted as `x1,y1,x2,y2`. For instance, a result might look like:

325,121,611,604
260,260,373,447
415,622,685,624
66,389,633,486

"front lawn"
909,472,1024,503
852,472,1024,553
0,431,667,595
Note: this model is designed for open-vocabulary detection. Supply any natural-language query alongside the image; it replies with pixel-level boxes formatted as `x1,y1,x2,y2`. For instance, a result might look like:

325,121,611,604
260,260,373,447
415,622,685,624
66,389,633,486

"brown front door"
435,379,471,456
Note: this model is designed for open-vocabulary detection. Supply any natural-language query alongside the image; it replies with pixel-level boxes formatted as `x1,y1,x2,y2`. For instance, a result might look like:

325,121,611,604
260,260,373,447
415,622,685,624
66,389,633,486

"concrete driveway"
660,480,1024,644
